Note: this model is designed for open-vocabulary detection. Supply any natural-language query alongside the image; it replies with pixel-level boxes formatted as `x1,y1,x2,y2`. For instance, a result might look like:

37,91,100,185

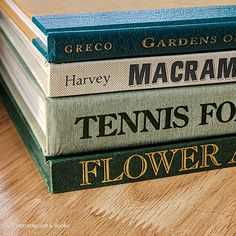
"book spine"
1,71,236,193
46,83,236,156
49,50,236,97
49,135,236,193
43,22,236,63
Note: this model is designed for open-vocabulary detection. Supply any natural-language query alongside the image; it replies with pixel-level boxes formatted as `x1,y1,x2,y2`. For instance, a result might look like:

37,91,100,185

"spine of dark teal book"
1,77,236,193
32,6,236,63
49,135,236,193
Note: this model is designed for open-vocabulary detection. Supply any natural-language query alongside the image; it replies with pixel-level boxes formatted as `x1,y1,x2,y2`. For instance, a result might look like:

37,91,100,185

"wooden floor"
1,104,236,235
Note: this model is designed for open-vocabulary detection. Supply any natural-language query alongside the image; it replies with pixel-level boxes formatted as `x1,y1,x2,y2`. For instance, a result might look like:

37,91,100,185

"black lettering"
65,75,76,86
97,114,117,137
152,63,168,83
216,101,236,123
74,116,97,139
185,61,198,81
163,107,174,130
141,109,162,132
129,64,151,86
171,61,183,82
118,112,141,135
200,59,215,80
199,103,217,125
173,106,189,128
218,58,236,78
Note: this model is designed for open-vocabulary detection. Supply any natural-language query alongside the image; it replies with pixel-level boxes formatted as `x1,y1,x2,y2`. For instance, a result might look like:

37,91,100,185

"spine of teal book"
1,78,236,193
49,135,236,193
32,6,236,63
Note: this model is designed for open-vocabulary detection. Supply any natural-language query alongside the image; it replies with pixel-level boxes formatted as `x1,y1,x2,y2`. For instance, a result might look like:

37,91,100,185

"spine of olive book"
1,79,236,193
46,83,236,156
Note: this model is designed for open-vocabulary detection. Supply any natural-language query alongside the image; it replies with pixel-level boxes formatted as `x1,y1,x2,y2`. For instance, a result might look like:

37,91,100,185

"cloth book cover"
1,1,236,63
1,75,236,193
0,55,236,157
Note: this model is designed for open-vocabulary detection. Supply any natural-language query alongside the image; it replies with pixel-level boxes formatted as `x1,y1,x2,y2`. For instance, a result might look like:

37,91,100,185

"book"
1,15,236,97
1,77,236,193
1,1,236,63
1,53,236,157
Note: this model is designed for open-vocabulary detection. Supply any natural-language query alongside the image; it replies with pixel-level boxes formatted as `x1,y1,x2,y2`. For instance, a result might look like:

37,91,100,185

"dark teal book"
2,1,236,63
1,77,236,193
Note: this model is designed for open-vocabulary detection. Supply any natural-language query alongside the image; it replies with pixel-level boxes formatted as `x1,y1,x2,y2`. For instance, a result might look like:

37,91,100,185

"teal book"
1,76,236,193
2,1,236,63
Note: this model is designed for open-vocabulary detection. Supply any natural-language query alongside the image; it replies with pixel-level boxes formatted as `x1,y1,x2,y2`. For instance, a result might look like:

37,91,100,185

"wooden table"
0,103,236,235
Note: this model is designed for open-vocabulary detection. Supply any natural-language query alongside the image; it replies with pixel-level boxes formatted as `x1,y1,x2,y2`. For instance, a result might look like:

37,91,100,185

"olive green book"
1,75,236,193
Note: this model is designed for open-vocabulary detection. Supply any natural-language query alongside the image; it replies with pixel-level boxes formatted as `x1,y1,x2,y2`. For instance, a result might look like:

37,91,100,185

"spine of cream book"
0,60,236,157
0,20,235,97
1,78,236,193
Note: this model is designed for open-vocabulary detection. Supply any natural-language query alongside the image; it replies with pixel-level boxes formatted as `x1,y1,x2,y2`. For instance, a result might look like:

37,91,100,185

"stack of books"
0,1,235,193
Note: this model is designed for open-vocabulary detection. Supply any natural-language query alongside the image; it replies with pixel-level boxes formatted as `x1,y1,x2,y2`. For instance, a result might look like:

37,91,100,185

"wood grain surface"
11,0,236,17
1,103,236,235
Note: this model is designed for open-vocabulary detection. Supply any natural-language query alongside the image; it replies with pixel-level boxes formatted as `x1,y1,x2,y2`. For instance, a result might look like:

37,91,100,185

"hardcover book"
1,15,236,97
1,76,236,193
0,50,236,156
1,0,236,63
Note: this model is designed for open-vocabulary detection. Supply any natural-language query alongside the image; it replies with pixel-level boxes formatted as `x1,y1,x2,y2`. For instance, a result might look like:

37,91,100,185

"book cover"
1,55,236,157
1,77,236,193
1,18,236,97
1,0,236,63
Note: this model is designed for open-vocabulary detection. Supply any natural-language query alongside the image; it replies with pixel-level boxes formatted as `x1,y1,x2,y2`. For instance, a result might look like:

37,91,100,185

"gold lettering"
80,159,101,186
124,154,147,179
104,42,113,50
179,146,199,171
200,144,221,168
210,36,217,44
168,39,177,47
101,158,124,183
94,43,103,51
76,44,83,53
85,44,93,52
199,36,209,45
223,35,233,43
178,38,188,46
142,37,155,48
190,37,198,45
65,45,72,53
146,149,179,175
156,40,166,47
228,151,236,164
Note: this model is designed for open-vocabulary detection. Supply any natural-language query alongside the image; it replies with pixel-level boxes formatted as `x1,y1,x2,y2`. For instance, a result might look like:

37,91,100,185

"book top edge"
32,5,236,34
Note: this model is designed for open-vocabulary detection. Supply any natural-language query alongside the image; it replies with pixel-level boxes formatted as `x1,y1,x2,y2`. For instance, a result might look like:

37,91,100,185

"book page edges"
0,63,47,155
1,1,35,41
